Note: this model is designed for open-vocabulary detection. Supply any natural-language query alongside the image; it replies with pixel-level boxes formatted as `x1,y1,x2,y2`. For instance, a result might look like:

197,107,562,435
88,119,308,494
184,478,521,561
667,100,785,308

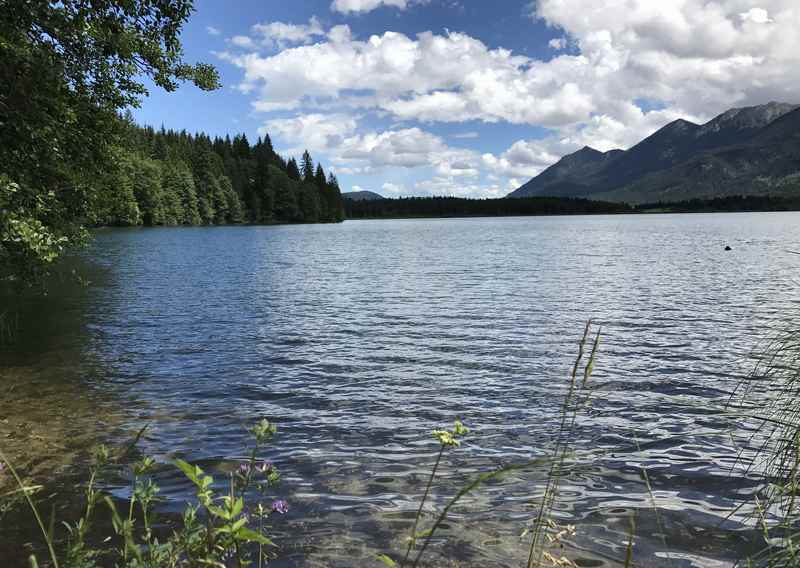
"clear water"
3,213,800,566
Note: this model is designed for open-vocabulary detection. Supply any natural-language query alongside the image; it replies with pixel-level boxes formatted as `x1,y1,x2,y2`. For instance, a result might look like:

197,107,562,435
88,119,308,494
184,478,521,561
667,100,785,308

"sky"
133,0,800,198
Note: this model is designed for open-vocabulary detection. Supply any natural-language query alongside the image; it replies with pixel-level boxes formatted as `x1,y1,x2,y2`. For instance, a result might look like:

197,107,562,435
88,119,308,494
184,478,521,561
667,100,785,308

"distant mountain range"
342,190,384,201
508,102,800,203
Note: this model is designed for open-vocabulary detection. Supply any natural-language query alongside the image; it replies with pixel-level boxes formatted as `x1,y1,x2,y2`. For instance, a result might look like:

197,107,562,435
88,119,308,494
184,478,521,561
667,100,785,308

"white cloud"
330,0,425,14
381,182,407,196
452,131,479,139
262,114,482,181
260,113,358,154
740,7,773,24
224,2,800,126
225,1,800,198
220,29,593,126
230,35,257,49
228,17,326,51
414,177,508,198
206,26,221,36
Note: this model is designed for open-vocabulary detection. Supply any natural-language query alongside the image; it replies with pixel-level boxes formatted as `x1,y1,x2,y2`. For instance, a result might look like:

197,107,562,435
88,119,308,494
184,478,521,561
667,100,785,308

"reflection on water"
2,213,800,566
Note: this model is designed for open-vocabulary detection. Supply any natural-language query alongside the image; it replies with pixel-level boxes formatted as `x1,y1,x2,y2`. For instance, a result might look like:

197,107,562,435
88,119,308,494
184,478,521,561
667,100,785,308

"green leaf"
234,527,274,546
230,497,244,518
174,459,202,486
206,504,229,520
376,554,398,567
230,517,247,533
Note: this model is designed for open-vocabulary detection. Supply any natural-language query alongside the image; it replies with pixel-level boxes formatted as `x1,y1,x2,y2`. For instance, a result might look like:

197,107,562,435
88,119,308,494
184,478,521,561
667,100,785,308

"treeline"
92,117,345,227
344,196,633,219
636,194,800,213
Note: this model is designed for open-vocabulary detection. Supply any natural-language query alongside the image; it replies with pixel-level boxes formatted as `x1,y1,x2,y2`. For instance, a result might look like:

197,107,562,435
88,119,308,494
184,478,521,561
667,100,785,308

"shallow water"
3,213,800,566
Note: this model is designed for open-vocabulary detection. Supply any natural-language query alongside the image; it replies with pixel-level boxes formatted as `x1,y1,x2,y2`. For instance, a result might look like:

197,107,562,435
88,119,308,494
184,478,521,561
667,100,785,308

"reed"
729,327,800,566
525,321,601,568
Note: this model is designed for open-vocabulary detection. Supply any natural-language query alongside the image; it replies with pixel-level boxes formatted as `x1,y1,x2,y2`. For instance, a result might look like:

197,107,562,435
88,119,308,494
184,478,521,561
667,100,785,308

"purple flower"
271,499,289,514
237,463,251,477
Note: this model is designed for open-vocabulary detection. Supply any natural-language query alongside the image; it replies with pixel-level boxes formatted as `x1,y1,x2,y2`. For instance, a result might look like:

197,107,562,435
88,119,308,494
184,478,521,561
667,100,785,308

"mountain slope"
509,146,621,198
508,102,800,202
342,190,384,201
594,107,800,203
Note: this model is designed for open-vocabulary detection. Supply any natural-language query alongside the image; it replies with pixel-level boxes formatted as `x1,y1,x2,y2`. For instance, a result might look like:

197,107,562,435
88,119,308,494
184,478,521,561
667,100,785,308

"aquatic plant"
0,419,287,567
374,322,602,568
730,328,800,566
525,321,601,568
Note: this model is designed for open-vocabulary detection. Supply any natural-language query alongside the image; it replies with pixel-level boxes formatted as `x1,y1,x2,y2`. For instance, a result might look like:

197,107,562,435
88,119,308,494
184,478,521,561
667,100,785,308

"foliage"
730,329,800,567
0,420,288,567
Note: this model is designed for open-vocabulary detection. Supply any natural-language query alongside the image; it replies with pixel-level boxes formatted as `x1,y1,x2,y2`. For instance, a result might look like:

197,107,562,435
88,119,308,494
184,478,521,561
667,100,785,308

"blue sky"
133,0,799,197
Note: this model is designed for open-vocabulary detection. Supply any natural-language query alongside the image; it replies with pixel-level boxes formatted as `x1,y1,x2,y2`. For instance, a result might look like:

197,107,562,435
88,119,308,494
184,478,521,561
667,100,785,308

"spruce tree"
300,150,314,181
286,158,301,181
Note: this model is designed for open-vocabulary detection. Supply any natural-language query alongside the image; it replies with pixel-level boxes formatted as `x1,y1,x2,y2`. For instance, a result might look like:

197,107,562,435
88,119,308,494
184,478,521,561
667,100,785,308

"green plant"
0,419,288,567
730,328,800,566
525,321,600,568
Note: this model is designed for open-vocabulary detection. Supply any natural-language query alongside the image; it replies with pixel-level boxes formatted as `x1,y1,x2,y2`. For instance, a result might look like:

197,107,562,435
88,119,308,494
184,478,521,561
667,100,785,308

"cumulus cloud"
330,0,425,14
230,35,257,49
740,7,773,24
224,1,800,197
206,25,221,36
261,113,358,154
224,2,800,126
414,177,509,198
220,29,594,126
262,113,482,181
227,17,326,51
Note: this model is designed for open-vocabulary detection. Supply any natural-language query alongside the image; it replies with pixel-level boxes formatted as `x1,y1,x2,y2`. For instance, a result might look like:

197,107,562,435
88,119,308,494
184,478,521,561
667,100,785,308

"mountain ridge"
509,102,800,203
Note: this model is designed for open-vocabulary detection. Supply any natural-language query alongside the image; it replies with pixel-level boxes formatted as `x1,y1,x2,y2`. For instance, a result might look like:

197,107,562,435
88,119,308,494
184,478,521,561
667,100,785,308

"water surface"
3,213,800,566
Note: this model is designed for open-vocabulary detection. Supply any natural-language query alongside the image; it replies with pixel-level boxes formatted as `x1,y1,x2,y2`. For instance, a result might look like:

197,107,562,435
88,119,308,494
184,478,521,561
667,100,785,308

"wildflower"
432,420,470,447
255,461,273,475
237,463,251,477
432,430,459,447
271,499,289,514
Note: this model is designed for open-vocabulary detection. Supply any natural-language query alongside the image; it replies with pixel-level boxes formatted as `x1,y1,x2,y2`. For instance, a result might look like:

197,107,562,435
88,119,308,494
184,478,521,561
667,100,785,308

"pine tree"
271,166,300,222
327,173,345,222
286,158,301,181
300,150,314,181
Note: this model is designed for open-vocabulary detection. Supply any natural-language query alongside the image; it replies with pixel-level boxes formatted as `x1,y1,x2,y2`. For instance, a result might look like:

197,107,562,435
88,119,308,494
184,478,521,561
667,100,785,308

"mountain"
508,102,800,203
342,190,384,201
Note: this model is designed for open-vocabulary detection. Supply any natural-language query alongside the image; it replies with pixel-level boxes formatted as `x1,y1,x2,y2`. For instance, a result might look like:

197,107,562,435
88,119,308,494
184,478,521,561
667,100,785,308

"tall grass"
376,322,603,568
730,328,800,566
526,320,600,568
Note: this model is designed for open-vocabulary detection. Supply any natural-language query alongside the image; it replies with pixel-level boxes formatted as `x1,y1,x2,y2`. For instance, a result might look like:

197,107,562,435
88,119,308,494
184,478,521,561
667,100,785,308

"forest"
635,194,800,212
96,118,345,228
344,193,800,220
343,195,633,218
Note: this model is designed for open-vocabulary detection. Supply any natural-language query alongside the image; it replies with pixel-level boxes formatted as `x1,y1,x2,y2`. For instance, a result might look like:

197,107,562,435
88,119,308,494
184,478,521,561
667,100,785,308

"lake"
3,213,800,567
